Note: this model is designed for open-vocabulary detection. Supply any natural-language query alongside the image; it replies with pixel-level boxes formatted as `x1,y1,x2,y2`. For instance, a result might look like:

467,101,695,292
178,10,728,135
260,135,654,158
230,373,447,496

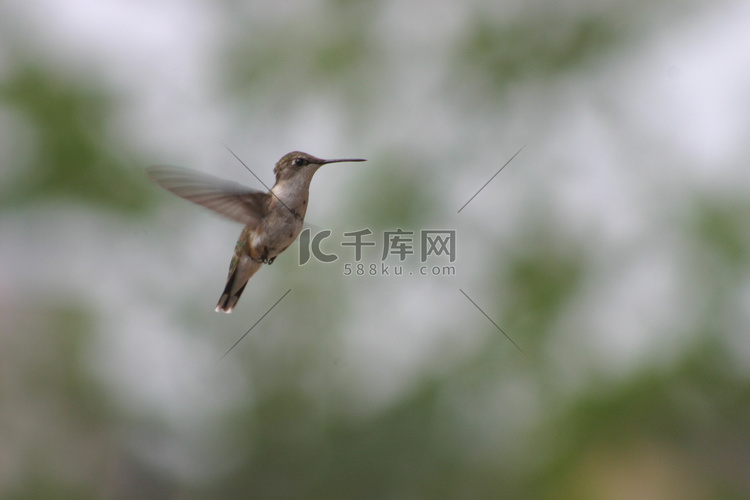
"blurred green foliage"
2,1,750,499
458,14,621,85
0,66,153,212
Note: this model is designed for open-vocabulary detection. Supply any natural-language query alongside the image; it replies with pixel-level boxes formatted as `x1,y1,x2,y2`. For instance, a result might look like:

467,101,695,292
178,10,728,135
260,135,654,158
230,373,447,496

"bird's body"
251,172,312,261
147,151,365,313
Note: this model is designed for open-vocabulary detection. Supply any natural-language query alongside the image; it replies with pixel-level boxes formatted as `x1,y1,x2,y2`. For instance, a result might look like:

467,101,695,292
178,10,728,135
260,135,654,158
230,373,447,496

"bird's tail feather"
215,257,262,313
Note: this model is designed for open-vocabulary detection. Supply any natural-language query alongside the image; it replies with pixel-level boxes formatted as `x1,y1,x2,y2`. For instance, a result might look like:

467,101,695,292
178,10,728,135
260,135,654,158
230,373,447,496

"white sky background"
2,0,750,481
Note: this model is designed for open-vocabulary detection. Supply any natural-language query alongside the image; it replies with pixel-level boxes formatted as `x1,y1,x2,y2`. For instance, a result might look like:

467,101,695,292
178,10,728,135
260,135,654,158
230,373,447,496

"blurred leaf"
348,150,436,229
0,66,153,213
223,8,375,97
502,229,587,346
4,301,111,498
456,13,623,88
535,340,750,498
690,197,750,267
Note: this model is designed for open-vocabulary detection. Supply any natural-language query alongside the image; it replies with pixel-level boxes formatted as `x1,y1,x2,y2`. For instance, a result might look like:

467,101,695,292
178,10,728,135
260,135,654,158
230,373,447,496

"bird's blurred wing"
146,166,268,228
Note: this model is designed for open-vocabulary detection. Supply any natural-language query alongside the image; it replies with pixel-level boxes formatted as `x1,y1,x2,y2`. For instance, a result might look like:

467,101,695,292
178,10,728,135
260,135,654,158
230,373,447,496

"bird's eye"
294,157,308,167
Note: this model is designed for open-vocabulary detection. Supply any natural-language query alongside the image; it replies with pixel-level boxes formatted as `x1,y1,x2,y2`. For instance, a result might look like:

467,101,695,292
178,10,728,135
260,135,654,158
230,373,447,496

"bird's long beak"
320,158,367,165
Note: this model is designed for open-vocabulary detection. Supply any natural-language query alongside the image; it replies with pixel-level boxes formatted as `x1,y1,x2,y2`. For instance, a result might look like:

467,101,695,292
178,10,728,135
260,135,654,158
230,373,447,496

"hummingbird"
146,151,366,313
